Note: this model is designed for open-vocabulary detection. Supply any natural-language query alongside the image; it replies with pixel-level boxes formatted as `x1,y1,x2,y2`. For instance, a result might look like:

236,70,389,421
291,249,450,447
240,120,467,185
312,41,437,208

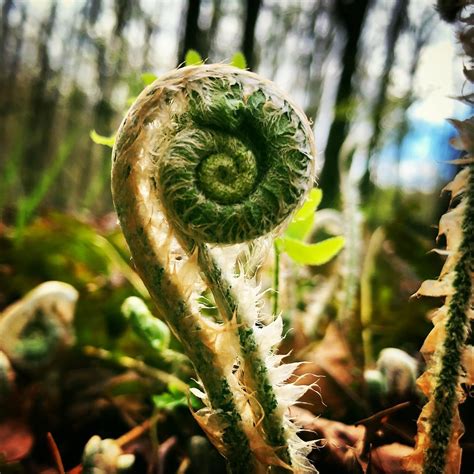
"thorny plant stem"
112,113,257,473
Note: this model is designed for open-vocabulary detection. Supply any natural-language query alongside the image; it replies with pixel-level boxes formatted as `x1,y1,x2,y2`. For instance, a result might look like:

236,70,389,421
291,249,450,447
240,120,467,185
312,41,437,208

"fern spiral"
0,281,78,371
112,64,317,473
116,65,314,244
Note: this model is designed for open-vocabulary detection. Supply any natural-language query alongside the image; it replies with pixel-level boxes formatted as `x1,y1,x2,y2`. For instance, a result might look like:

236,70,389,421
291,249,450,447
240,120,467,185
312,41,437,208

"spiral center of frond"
197,146,258,204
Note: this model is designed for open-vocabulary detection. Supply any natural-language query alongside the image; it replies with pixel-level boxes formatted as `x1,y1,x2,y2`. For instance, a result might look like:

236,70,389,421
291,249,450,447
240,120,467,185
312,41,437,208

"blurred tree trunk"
178,0,203,64
7,5,26,90
113,0,132,36
391,11,435,206
360,0,409,200
242,0,262,70
0,1,26,133
363,10,435,225
141,17,155,71
301,6,320,119
204,0,222,59
0,0,14,90
265,4,289,79
83,1,133,213
304,4,334,122
178,0,223,65
86,0,102,25
319,0,370,209
22,0,59,193
69,0,102,210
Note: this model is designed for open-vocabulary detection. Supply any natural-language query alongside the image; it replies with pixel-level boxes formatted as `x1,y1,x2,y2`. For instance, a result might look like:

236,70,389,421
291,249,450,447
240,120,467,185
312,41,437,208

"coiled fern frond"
112,64,317,473
0,281,78,371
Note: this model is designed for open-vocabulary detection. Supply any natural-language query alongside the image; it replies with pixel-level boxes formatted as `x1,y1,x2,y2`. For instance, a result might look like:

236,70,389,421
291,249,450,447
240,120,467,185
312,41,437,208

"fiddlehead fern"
112,64,317,472
0,281,78,371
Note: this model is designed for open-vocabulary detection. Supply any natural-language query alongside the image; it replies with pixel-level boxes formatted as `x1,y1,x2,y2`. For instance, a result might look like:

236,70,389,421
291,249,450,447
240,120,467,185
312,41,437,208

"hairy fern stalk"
112,64,318,473
408,154,474,471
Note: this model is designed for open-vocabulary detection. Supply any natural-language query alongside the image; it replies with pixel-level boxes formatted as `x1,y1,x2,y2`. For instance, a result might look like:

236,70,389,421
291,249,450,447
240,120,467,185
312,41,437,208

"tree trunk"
241,0,262,70
22,0,59,194
319,0,370,209
360,0,409,200
178,0,202,65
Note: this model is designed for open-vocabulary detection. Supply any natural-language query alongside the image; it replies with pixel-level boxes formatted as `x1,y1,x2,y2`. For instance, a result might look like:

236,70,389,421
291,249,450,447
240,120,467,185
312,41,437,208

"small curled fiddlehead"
112,64,317,473
0,281,78,371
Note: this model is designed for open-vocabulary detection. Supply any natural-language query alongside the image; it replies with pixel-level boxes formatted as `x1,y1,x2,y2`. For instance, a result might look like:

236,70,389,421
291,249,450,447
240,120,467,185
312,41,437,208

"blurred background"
0,0,470,225
1,1,474,472
2,0,471,361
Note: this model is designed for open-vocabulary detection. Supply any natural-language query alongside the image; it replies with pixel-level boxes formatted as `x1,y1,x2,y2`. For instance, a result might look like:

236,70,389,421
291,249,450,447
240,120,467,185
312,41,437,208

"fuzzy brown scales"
406,155,474,474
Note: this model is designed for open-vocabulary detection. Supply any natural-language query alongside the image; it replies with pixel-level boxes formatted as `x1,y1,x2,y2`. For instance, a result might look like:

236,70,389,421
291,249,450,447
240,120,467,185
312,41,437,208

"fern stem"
110,191,255,473
194,241,292,469
273,242,281,316
338,173,365,379
423,164,474,474
360,227,385,367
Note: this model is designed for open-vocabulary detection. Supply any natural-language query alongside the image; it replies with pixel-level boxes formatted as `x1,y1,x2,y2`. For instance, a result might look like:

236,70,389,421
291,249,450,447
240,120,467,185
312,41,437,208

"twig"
355,401,411,427
356,402,411,459
116,411,163,447
47,432,65,474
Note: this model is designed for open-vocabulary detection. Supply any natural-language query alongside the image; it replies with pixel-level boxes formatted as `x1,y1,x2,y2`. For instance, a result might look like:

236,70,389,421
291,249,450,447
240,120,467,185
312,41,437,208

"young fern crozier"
112,65,318,473
0,281,78,371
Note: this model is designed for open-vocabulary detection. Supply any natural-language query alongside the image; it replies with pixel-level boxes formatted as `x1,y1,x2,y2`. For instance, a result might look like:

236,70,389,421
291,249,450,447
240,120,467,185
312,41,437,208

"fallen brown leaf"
0,419,34,462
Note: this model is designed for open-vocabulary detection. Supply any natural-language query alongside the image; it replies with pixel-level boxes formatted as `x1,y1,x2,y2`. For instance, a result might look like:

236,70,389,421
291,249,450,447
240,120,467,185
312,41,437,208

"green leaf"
90,130,116,148
281,235,345,266
185,49,203,66
168,382,185,396
122,297,171,351
231,52,247,69
152,391,187,411
298,188,323,219
285,188,323,241
141,72,157,86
